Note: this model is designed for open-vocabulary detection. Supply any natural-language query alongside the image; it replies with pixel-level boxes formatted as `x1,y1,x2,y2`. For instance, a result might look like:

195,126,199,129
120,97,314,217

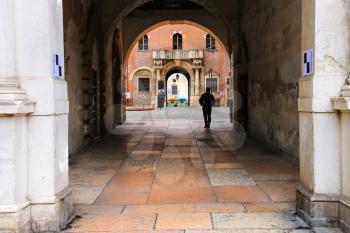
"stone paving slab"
186,230,312,233
123,203,244,214
75,204,125,216
164,139,197,146
205,163,242,169
207,169,256,186
244,203,295,213
156,213,212,230
69,168,115,188
258,181,298,202
157,158,205,172
153,171,210,188
214,186,271,203
71,187,104,204
212,212,299,230
95,191,149,205
240,160,298,176
149,186,216,204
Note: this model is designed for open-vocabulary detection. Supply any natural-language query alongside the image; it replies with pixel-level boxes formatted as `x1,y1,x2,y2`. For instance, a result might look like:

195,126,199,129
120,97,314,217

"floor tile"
67,216,118,232
214,186,270,203
124,203,244,214
205,163,242,169
153,171,210,188
165,139,197,146
71,187,103,205
75,204,125,216
69,168,115,188
157,158,205,172
202,151,237,163
207,169,256,186
156,213,212,230
244,203,295,212
258,181,298,202
101,172,155,193
149,186,216,204
95,191,149,205
240,159,298,176
212,212,297,229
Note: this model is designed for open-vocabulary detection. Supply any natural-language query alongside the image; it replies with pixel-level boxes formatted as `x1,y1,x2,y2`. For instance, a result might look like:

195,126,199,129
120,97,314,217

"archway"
166,68,191,107
6,0,350,232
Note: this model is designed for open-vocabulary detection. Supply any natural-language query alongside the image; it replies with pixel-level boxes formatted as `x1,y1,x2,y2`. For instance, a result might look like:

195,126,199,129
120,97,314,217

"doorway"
166,68,191,107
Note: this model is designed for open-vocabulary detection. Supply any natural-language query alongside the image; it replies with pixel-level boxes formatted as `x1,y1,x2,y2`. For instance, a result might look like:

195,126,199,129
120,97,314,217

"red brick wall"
127,23,230,104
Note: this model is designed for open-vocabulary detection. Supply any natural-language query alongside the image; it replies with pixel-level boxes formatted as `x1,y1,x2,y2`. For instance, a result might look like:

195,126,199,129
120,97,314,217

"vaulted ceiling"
99,0,240,57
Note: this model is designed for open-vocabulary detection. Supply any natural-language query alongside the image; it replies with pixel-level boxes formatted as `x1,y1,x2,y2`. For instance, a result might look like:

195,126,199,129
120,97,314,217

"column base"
30,188,75,233
0,204,31,233
297,185,340,229
340,200,350,233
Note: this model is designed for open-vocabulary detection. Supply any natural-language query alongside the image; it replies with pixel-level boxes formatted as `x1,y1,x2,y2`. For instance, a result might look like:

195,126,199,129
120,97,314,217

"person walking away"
199,88,215,128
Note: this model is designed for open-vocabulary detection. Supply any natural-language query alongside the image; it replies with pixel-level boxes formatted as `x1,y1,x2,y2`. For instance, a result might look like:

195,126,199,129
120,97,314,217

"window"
138,78,150,92
173,33,183,50
138,35,148,51
206,34,216,51
171,84,178,95
206,78,218,93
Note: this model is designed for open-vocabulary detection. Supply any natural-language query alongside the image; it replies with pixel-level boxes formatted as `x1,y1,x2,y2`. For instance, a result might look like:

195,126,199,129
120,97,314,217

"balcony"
152,49,204,60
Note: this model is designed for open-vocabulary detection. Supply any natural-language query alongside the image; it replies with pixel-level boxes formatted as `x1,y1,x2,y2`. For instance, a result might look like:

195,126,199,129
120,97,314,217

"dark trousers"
203,107,212,127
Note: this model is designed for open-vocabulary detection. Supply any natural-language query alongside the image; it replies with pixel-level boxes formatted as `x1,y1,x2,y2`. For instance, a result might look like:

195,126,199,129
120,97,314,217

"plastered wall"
241,0,302,159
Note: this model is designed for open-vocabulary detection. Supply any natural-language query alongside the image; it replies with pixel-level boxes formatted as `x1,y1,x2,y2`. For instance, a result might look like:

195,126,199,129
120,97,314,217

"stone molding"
297,185,350,232
0,100,35,115
0,202,31,213
332,97,350,112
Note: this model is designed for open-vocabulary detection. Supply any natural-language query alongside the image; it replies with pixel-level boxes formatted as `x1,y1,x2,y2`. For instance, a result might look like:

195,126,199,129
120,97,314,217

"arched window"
173,33,183,50
138,35,148,51
206,34,216,51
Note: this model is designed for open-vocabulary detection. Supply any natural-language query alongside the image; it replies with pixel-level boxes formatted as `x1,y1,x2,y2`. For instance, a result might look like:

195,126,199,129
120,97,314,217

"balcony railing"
152,49,204,60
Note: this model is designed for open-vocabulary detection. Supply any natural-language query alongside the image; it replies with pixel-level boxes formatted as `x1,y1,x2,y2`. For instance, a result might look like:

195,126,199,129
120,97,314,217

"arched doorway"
166,68,191,107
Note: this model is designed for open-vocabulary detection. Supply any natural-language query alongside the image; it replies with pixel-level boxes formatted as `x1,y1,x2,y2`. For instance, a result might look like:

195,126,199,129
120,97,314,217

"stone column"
195,68,200,96
156,69,161,93
0,0,34,232
332,79,350,232
297,0,349,228
13,0,73,231
154,69,161,108
0,0,27,102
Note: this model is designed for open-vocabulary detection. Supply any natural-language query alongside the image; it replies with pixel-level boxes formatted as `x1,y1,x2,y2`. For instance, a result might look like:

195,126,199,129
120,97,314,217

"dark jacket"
199,93,215,108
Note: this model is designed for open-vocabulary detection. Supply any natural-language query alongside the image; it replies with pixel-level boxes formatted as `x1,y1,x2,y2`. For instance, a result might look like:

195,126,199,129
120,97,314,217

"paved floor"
65,107,311,233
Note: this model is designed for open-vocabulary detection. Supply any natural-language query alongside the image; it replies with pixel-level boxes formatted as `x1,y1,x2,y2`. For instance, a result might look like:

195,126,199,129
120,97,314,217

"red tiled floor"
67,109,303,232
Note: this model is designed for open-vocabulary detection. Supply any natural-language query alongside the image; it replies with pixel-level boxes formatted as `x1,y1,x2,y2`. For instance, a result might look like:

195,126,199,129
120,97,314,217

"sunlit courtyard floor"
64,107,316,233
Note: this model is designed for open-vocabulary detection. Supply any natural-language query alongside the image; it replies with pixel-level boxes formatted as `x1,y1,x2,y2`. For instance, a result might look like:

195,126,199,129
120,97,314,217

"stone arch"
130,68,154,106
162,60,194,78
129,66,154,81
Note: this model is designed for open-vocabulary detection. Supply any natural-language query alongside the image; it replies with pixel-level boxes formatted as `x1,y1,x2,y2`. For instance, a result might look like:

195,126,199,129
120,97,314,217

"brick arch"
124,20,230,64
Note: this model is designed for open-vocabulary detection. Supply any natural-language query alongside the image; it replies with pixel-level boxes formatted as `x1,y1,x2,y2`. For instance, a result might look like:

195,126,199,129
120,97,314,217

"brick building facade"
126,23,231,107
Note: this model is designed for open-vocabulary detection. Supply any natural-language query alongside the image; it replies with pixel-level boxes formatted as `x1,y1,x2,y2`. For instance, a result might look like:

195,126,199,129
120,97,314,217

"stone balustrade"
152,49,204,60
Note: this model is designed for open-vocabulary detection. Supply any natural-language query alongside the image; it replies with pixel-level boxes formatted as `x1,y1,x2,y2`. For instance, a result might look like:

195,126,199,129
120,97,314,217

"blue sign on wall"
52,53,63,78
304,49,313,76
